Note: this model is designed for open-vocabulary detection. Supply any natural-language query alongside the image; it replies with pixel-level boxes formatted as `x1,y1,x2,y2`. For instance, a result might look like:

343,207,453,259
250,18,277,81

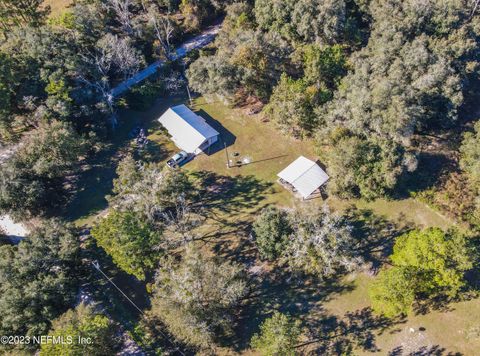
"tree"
391,228,473,296
147,7,177,59
108,156,202,252
290,0,346,44
250,312,302,356
187,28,293,102
302,44,347,89
460,120,480,188
0,227,7,245
187,55,240,101
264,74,321,138
254,0,346,44
179,0,215,31
369,228,475,317
0,220,80,337
76,33,144,123
109,157,195,224
369,267,416,318
91,210,162,280
16,120,87,178
0,52,15,140
0,0,49,33
319,0,478,150
111,154,142,197
149,244,247,349
282,206,363,277
253,206,292,261
105,0,134,35
40,303,120,356
324,135,411,200
0,121,87,218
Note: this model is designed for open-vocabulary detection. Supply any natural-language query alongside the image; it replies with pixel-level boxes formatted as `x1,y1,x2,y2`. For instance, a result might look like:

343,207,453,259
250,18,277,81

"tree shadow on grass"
191,171,273,219
345,207,413,270
63,145,120,222
228,268,356,351
395,152,454,199
389,345,463,356
300,307,406,355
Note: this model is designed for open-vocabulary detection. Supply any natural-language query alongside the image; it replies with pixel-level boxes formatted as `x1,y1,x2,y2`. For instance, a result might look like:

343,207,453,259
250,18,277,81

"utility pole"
224,141,231,168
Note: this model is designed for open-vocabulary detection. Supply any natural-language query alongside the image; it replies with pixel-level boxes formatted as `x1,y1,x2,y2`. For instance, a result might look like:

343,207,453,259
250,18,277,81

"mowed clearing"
145,97,478,354
67,93,476,354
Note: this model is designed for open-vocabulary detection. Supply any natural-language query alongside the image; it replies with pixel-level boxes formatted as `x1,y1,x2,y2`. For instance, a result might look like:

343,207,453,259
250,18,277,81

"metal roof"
158,105,219,153
277,156,329,198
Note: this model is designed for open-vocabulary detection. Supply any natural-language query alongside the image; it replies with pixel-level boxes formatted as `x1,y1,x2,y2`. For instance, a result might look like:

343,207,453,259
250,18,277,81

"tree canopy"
40,303,120,356
282,206,363,277
0,220,80,337
250,311,302,356
253,206,292,261
149,244,247,349
0,121,87,218
253,205,362,277
91,210,162,281
460,121,480,189
369,228,475,317
186,0,480,200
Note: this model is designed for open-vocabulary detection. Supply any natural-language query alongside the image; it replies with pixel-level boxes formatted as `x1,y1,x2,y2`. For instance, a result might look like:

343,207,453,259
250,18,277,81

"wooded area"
1,0,480,355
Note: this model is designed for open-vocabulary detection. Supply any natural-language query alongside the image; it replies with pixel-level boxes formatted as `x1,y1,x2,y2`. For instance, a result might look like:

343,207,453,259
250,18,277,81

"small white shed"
277,156,329,199
158,105,220,154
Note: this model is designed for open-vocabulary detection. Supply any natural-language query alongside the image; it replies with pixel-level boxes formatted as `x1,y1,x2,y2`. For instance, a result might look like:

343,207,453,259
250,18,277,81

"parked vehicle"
166,151,191,168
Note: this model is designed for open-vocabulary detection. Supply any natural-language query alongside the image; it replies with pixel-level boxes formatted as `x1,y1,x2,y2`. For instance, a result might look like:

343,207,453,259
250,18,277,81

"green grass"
185,98,317,207
69,94,474,354
322,274,480,355
148,97,454,229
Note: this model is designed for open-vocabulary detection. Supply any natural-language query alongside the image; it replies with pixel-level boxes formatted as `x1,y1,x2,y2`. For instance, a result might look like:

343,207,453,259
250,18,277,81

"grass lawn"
323,274,480,355
148,96,455,230
69,93,476,355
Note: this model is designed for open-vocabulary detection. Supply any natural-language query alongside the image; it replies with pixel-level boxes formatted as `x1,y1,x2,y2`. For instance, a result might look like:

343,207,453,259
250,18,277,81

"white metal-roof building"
277,156,329,199
158,105,220,154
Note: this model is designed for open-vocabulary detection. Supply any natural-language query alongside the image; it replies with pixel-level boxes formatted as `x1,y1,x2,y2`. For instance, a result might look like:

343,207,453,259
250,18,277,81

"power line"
91,261,186,356
92,260,144,315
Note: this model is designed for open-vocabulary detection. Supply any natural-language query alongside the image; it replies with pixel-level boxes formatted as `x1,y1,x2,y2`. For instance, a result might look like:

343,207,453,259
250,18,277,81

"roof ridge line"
291,161,317,183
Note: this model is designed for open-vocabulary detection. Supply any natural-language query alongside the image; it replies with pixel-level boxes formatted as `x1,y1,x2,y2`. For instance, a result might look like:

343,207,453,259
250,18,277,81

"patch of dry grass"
44,0,72,16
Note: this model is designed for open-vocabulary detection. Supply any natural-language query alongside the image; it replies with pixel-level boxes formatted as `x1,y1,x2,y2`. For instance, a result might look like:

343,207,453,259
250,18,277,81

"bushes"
415,172,479,228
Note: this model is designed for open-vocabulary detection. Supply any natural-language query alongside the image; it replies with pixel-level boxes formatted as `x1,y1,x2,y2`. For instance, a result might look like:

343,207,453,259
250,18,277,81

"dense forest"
1,0,480,355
